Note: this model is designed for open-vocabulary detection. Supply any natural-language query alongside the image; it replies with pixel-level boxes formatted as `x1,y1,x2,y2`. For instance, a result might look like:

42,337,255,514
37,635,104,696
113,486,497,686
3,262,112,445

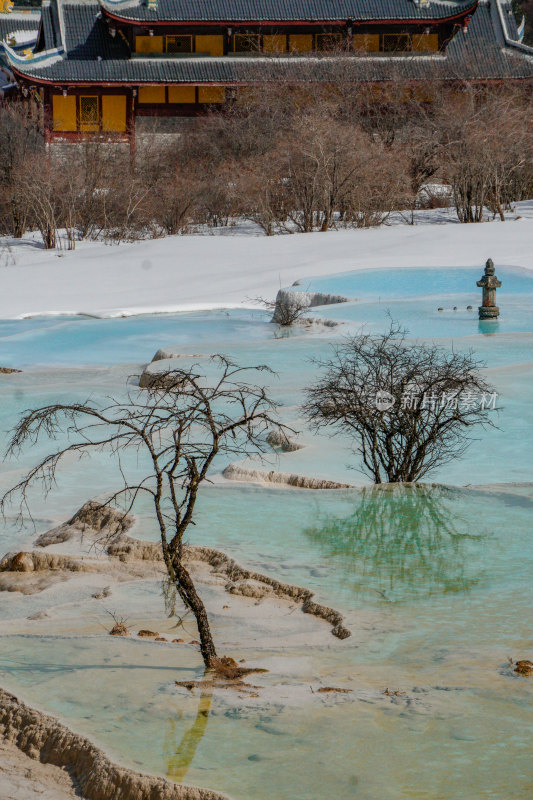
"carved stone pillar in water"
477,259,501,320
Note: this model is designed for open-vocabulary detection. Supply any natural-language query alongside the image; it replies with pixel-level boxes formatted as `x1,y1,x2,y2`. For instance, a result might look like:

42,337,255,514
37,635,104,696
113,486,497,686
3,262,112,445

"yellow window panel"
383,33,411,52
138,85,166,103
52,95,76,132
289,34,313,52
263,34,286,53
135,35,164,53
198,86,225,104
316,33,342,51
101,95,127,132
79,96,99,132
233,33,260,52
168,85,196,103
166,34,192,53
195,34,224,56
352,33,380,52
412,33,439,51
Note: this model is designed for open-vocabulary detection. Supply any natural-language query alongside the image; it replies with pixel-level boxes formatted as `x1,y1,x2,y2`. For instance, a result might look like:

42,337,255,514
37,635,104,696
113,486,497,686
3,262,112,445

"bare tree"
437,85,533,223
0,104,44,238
1,357,281,670
303,323,498,483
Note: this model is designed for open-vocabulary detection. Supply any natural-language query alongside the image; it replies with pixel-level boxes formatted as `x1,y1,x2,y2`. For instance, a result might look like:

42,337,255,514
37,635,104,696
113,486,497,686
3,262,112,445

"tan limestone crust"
222,462,353,490
35,501,133,548
0,549,163,594
1,501,351,639
0,688,230,800
0,736,81,800
108,535,352,640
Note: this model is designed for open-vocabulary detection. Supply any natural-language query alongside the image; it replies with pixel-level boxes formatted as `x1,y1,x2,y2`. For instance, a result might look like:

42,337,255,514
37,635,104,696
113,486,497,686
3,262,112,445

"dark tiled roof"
100,0,476,23
62,1,128,56
9,1,533,83
499,0,520,39
40,0,61,49
0,12,40,44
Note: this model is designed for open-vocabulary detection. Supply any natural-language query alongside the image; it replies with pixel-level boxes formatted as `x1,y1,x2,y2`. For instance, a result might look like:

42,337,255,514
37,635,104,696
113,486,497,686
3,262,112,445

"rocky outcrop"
152,350,204,363
138,369,188,390
0,367,22,374
0,549,163,594
107,536,162,562
271,288,349,324
222,463,352,490
0,688,230,800
36,501,133,548
0,551,96,574
265,429,304,453
0,550,109,595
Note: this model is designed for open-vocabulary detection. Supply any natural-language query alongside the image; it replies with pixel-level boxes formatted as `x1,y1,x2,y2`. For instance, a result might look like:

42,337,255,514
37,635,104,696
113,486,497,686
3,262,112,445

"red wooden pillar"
128,86,136,159
42,85,53,147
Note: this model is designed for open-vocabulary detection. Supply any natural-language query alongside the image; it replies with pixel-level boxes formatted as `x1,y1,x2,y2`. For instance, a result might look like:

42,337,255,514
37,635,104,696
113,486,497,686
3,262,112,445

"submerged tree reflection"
304,485,488,601
164,689,212,782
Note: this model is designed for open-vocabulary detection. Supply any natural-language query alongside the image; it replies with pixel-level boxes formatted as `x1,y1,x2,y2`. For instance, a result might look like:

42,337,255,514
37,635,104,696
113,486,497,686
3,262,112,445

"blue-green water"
0,267,532,800
297,264,533,300
0,308,272,368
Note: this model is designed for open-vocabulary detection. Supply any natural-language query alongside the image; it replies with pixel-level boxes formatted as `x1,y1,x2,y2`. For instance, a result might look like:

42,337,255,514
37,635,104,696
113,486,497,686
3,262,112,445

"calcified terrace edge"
109,537,352,640
1,501,352,640
0,687,231,800
0,505,351,799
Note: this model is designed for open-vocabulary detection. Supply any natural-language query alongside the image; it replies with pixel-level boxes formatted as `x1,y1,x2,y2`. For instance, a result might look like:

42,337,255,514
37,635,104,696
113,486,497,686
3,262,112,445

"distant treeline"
1,80,532,248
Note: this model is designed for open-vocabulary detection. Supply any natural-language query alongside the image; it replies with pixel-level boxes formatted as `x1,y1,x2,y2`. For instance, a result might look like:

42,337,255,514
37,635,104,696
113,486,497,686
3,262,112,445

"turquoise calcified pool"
0,484,531,800
0,267,532,800
296,264,533,300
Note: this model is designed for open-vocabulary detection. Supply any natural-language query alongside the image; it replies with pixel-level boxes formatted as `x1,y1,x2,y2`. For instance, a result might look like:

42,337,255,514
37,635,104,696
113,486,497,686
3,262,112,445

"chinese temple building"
1,0,532,144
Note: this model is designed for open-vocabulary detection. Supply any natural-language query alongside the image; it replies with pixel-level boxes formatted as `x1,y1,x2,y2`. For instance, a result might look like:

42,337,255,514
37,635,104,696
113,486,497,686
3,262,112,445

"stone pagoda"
477,259,501,320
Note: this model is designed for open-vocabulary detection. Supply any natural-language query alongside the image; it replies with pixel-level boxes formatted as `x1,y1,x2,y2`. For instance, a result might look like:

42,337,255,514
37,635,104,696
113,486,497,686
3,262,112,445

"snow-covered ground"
1,203,532,319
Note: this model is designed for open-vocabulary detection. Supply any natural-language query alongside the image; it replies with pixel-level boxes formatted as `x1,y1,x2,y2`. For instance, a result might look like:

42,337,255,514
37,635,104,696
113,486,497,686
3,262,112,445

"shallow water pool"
0,484,532,800
0,266,532,800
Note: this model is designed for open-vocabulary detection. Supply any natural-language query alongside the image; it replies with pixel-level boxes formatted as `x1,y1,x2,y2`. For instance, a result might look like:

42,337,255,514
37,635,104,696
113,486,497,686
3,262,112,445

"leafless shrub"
303,322,498,483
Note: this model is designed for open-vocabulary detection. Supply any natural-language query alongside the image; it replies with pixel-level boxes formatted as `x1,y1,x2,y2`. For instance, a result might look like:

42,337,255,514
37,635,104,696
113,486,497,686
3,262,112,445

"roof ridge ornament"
517,14,525,42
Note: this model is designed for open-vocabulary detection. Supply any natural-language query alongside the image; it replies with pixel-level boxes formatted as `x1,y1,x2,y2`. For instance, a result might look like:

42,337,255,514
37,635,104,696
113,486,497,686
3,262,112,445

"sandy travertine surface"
0,737,81,799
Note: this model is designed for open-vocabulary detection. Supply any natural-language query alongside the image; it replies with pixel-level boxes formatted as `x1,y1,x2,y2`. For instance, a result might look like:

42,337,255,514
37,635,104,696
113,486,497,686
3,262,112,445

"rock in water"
35,501,133,548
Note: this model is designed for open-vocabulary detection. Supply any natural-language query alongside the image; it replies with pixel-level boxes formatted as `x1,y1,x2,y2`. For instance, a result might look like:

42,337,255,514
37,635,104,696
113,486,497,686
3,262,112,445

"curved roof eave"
98,0,479,26
3,40,64,70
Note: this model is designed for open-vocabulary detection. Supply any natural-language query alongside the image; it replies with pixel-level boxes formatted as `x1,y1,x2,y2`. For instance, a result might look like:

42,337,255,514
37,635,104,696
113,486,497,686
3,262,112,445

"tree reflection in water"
304,485,489,601
164,689,212,782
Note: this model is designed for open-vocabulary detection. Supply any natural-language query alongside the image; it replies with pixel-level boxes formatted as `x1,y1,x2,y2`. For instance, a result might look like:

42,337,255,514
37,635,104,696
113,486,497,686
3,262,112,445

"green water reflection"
304,485,489,601
165,689,212,782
